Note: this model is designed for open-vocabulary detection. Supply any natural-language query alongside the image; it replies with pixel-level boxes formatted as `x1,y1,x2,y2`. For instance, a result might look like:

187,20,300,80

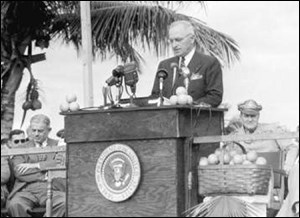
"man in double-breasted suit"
151,20,223,107
6,114,65,217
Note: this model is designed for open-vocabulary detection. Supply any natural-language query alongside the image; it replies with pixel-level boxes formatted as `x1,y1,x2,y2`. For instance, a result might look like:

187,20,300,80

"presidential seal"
95,144,141,202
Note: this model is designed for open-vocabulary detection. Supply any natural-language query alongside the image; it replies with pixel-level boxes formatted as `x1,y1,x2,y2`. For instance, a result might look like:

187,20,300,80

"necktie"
36,142,46,161
181,56,186,68
172,56,186,94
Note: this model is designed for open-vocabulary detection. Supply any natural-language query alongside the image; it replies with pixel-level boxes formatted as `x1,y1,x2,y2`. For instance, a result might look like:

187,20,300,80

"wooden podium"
64,105,225,217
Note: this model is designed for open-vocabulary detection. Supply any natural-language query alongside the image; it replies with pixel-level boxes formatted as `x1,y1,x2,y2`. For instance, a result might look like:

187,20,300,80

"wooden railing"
193,132,299,144
1,145,66,157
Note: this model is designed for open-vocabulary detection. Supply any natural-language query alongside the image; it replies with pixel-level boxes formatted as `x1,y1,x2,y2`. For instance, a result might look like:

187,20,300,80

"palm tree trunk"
1,62,25,139
1,34,31,139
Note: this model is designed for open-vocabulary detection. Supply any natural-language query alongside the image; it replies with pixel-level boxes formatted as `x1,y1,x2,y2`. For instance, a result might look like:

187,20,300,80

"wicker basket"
198,164,271,196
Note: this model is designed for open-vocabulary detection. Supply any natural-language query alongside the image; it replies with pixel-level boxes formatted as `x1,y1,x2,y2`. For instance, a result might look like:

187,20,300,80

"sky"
13,1,299,138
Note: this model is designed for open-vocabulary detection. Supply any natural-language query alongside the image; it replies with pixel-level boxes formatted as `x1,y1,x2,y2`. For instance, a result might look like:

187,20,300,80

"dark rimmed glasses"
13,138,29,144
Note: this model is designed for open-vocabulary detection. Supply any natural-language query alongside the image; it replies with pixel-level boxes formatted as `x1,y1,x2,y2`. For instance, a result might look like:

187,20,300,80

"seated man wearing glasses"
151,20,223,107
8,129,28,149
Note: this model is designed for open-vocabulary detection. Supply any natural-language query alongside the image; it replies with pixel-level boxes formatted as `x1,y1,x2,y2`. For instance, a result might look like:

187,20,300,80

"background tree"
1,1,240,138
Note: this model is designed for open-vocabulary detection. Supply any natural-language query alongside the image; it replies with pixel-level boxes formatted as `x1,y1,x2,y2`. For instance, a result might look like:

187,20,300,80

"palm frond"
186,196,263,217
50,1,239,68
2,1,239,69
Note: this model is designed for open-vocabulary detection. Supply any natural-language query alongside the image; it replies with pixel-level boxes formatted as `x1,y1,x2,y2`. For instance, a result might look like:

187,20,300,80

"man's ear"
26,127,31,135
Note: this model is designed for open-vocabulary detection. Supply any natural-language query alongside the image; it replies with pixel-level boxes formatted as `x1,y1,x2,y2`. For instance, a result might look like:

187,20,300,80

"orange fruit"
256,157,267,165
214,148,222,157
176,86,187,96
187,95,193,105
233,154,243,165
177,95,188,105
60,102,70,112
169,95,178,105
66,94,77,103
243,160,252,165
246,151,258,162
199,157,209,166
208,154,219,165
69,102,80,111
223,153,231,164
229,150,238,158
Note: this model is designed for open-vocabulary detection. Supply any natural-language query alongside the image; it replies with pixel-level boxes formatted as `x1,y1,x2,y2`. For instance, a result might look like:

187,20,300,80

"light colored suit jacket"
277,163,299,217
8,138,59,199
229,123,299,168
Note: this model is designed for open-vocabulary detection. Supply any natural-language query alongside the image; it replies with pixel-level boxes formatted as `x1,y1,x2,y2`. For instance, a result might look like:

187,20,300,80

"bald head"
30,114,51,127
168,20,196,57
169,20,195,36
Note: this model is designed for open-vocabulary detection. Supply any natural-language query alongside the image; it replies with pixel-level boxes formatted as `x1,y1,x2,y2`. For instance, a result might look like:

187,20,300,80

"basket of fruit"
198,143,271,196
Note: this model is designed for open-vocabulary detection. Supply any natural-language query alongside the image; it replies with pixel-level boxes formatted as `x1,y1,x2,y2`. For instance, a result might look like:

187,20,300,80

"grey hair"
30,114,51,127
169,20,195,36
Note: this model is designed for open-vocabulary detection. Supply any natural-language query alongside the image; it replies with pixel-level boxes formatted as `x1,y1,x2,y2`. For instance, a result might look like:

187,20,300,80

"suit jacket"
276,163,299,217
1,157,10,185
1,157,10,207
151,51,223,107
8,138,61,199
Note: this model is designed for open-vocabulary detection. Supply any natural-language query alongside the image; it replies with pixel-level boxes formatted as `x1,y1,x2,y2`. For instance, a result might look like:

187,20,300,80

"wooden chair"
258,151,286,211
45,166,66,217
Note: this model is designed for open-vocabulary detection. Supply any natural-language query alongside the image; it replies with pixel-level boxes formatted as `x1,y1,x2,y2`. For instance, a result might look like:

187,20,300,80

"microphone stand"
114,77,123,108
158,77,164,107
157,69,168,107
126,85,138,107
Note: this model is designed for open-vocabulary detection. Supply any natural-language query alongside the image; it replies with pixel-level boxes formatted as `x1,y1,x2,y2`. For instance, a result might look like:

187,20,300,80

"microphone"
123,62,139,107
123,62,138,88
156,69,168,106
170,63,179,88
112,65,125,77
105,75,118,86
170,62,179,75
157,69,168,92
170,62,179,69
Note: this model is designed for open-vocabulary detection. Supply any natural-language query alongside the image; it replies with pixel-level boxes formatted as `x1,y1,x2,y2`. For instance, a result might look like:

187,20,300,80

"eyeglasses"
13,138,29,144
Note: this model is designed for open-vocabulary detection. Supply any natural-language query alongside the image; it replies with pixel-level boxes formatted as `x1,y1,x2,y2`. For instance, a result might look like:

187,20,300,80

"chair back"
258,151,284,188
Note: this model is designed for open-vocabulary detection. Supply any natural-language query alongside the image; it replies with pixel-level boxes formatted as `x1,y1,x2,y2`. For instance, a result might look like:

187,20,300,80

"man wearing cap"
229,99,298,173
150,20,223,107
225,100,298,216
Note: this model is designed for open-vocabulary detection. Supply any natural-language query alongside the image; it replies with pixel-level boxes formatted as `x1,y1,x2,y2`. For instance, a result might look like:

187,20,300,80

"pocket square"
190,73,203,80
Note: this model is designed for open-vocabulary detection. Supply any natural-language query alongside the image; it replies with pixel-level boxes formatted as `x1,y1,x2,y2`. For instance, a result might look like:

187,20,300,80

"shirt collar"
182,47,196,66
35,139,48,148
